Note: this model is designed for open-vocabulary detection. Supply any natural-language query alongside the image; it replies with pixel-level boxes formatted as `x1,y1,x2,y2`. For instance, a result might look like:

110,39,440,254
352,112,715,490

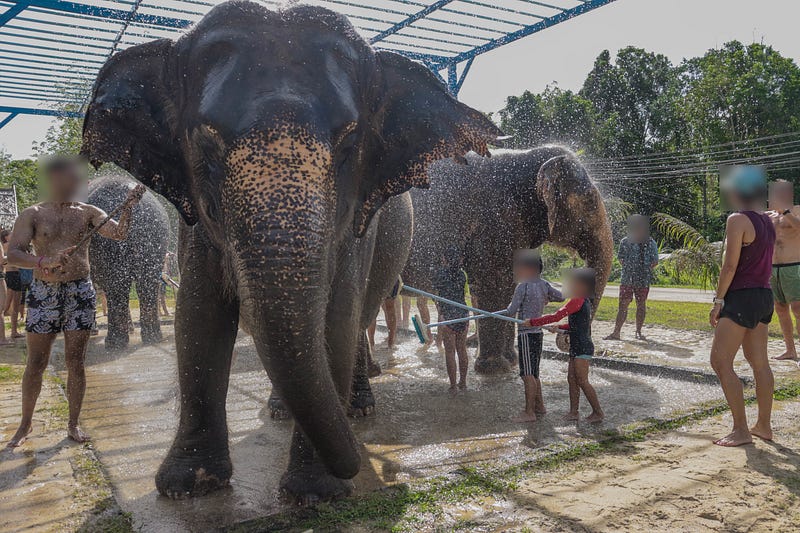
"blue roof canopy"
0,0,616,128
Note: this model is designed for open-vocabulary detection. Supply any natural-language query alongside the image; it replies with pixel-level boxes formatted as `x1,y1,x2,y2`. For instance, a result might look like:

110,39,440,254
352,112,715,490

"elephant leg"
349,330,375,417
105,279,132,351
156,230,239,499
268,391,291,420
271,331,375,420
280,427,354,505
135,274,162,345
470,279,517,374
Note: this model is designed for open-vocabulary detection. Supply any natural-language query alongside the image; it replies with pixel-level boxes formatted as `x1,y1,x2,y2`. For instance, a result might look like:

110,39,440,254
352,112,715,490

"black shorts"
5,271,21,292
517,331,543,378
720,288,773,329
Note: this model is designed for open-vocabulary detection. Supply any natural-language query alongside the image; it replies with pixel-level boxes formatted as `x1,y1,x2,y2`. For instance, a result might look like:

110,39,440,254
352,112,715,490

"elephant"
88,175,170,350
403,146,614,374
81,1,501,503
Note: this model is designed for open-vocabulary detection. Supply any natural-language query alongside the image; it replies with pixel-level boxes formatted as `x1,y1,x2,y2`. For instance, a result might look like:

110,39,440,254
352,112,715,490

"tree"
498,85,595,149
681,41,800,147
0,150,38,210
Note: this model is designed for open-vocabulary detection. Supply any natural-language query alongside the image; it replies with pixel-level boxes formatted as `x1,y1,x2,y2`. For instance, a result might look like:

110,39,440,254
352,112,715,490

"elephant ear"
81,39,197,224
356,51,503,236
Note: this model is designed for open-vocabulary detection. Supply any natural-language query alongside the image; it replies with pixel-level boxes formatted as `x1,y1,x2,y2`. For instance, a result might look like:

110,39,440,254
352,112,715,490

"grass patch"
0,364,23,382
233,381,800,532
556,297,786,337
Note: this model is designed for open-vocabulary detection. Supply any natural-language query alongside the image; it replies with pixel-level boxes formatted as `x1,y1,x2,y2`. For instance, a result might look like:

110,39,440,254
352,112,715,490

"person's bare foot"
635,332,647,340
750,424,773,441
68,425,91,443
773,350,798,361
11,332,24,339
535,407,547,415
513,411,537,423
458,381,467,391
7,424,32,447
562,412,579,421
713,429,752,447
603,333,621,340
448,385,458,395
585,411,604,424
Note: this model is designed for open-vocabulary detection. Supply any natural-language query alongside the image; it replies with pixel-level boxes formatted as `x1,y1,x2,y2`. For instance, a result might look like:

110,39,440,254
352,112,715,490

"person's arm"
93,185,146,241
618,240,627,266
528,297,585,327
710,213,746,327
780,206,800,230
501,284,525,316
547,282,564,302
649,239,659,268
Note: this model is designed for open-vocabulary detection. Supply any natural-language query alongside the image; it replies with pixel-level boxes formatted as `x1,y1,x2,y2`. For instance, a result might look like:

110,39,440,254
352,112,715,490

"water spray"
67,183,147,257
400,283,525,344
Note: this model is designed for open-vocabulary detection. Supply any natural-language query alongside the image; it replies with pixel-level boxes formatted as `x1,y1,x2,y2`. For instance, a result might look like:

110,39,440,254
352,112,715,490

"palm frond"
653,212,721,289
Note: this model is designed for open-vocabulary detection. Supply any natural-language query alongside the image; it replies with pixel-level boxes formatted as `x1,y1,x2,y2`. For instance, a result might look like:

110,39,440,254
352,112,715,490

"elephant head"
82,1,501,480
536,153,613,307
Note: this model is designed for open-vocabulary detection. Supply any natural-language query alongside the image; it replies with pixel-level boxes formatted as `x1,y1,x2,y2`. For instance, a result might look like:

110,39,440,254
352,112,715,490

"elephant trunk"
222,127,360,480
537,155,614,309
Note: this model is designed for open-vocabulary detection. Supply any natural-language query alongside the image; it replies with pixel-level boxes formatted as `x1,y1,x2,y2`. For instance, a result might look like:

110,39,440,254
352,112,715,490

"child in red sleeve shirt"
528,268,604,423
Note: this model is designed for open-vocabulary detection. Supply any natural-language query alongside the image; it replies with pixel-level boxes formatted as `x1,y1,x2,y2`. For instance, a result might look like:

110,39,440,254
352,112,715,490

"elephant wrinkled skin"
81,1,501,503
404,147,614,373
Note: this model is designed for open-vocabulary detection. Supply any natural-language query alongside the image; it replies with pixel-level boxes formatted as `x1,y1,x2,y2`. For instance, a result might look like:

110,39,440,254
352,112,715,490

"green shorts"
771,262,800,304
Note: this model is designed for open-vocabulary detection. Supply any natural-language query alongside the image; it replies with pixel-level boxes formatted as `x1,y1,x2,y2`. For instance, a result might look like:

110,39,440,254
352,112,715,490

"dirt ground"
421,399,800,532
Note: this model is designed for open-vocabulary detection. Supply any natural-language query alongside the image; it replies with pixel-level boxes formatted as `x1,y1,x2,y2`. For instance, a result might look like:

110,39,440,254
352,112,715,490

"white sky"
2,0,799,159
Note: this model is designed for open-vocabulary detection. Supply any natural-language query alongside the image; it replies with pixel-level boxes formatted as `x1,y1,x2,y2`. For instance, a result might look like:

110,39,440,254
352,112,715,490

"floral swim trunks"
26,278,96,334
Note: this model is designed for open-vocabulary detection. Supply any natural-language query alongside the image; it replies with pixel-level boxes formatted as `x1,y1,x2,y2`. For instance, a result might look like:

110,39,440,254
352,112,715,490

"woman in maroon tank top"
709,167,775,447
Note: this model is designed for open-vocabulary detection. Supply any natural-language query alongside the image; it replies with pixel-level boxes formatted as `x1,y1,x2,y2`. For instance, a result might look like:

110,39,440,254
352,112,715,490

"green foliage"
652,212,721,289
499,41,800,241
0,151,38,210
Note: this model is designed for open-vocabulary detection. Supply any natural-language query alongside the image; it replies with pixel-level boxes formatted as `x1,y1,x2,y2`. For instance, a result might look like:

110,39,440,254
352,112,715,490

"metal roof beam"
0,1,29,28
0,112,18,130
369,0,457,44
435,0,618,68
0,105,82,118
13,0,191,29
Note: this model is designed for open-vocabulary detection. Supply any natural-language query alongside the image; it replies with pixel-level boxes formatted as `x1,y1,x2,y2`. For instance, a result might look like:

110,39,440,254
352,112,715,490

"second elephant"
89,175,170,350
403,146,614,373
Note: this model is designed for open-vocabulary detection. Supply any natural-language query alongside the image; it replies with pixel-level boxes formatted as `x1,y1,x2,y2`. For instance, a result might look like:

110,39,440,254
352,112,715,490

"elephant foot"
367,360,382,378
141,330,163,345
474,356,513,374
155,450,232,499
348,387,375,418
268,394,292,420
104,333,129,352
280,462,354,506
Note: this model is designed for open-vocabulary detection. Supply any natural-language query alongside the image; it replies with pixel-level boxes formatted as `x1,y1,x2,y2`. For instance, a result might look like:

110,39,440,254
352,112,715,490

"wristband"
712,297,725,307
37,256,45,269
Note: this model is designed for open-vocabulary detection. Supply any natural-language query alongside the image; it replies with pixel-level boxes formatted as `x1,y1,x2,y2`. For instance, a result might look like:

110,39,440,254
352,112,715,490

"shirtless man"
6,156,143,447
768,180,800,362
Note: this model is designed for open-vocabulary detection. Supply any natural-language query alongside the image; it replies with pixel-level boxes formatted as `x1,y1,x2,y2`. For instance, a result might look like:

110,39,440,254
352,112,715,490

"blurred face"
628,219,649,242
514,263,540,281
769,182,794,211
47,165,86,202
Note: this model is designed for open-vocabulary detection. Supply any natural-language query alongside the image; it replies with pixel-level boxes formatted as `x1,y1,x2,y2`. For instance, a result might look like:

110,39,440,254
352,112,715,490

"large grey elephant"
88,175,169,350
403,147,614,373
81,1,500,503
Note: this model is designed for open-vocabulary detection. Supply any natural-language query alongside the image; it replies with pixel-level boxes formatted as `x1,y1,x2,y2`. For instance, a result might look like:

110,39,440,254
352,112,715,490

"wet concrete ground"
30,322,728,532
4,308,797,532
